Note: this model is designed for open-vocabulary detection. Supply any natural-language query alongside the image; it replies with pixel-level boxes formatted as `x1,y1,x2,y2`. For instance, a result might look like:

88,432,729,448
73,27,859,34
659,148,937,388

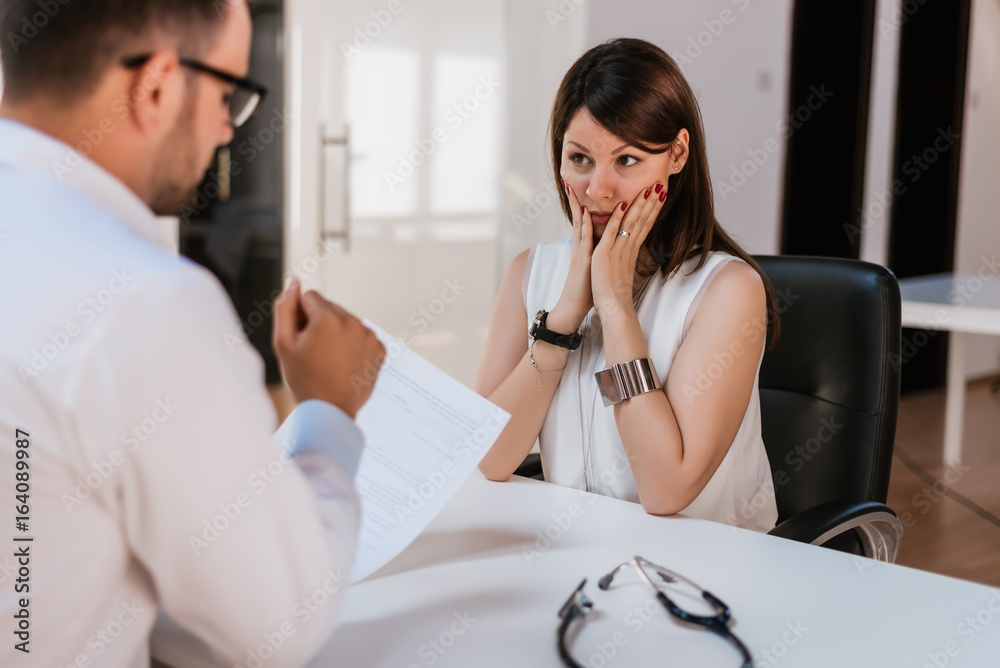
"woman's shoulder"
697,255,766,312
680,249,747,271
663,249,747,284
654,251,764,316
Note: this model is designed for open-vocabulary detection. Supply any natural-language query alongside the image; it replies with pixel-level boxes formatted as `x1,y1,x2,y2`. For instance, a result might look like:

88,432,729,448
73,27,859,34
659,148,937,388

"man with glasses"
0,1,383,666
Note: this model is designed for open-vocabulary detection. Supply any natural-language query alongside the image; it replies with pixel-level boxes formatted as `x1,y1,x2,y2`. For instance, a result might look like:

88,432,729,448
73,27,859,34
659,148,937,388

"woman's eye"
617,155,639,167
223,93,233,105
569,153,590,166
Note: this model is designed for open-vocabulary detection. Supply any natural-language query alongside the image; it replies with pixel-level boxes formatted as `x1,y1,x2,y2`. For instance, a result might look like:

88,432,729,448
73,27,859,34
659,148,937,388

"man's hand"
273,277,386,419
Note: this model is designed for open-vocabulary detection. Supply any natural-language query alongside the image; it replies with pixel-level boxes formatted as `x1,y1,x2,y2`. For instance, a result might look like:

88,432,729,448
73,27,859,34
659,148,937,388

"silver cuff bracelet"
595,358,662,407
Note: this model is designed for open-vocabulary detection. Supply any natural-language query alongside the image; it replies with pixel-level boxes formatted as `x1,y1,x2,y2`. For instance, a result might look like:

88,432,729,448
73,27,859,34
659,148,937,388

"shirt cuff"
273,399,366,477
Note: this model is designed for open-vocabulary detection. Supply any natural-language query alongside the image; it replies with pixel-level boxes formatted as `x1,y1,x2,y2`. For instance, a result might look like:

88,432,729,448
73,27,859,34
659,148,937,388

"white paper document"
350,322,510,582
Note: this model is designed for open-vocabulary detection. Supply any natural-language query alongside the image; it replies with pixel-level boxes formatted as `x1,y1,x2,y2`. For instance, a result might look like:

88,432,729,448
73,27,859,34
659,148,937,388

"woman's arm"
602,260,767,515
475,250,580,481
476,184,598,481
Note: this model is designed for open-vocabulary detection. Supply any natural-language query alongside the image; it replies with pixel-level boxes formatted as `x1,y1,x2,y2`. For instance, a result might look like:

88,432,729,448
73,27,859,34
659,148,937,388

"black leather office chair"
754,255,902,562
515,255,904,562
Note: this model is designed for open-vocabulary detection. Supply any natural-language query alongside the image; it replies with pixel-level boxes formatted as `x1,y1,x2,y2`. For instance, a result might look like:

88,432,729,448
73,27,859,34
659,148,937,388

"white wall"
498,0,590,275
953,0,1000,380
585,0,793,256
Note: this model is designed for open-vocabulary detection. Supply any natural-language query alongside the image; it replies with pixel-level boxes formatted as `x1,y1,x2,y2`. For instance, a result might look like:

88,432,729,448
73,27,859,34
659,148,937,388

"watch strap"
530,309,582,351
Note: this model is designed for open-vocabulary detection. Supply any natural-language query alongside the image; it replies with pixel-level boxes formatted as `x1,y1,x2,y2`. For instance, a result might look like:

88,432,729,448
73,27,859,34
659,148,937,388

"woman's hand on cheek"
591,181,667,321
549,181,595,332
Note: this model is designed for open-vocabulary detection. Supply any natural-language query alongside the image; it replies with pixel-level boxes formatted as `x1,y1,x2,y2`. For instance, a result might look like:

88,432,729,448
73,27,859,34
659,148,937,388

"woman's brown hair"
549,37,780,344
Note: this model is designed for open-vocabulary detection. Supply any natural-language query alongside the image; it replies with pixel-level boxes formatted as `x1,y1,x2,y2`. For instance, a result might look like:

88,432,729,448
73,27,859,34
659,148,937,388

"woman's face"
560,108,687,243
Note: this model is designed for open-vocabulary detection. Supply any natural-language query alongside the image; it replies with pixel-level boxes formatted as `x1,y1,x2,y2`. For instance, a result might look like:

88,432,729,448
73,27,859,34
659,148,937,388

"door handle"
319,124,351,252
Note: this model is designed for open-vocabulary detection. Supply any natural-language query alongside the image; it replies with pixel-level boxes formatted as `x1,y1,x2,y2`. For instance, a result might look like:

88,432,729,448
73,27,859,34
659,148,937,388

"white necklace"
578,273,656,494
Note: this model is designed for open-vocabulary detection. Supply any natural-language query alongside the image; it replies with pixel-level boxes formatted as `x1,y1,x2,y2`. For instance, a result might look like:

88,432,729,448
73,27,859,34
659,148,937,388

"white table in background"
154,473,1000,667
897,272,1000,467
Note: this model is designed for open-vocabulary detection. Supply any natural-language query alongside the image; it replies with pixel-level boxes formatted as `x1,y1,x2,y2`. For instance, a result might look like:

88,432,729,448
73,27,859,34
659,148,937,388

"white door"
285,0,506,387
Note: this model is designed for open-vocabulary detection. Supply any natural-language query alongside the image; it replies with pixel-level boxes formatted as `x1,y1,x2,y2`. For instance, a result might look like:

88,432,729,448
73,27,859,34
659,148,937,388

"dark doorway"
886,0,971,393
780,1,877,259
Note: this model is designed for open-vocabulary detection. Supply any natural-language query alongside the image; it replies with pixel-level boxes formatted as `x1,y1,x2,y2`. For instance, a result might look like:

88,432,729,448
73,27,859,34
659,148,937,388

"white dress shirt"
0,119,364,667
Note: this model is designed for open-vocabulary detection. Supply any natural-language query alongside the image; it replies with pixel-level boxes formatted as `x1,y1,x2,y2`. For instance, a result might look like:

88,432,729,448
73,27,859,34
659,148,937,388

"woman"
475,38,779,532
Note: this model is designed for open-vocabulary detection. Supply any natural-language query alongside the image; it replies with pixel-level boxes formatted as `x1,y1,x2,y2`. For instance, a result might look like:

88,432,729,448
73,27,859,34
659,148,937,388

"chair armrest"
514,453,543,480
768,500,903,563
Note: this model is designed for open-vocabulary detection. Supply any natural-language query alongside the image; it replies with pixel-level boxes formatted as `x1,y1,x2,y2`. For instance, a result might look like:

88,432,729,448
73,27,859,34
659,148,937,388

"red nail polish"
654,183,663,193
581,205,586,215
561,178,565,187
644,189,650,199
659,191,666,202
620,202,627,211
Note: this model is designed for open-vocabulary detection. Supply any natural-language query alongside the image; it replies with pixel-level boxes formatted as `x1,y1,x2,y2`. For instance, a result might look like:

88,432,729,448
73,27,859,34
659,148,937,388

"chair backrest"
753,256,901,523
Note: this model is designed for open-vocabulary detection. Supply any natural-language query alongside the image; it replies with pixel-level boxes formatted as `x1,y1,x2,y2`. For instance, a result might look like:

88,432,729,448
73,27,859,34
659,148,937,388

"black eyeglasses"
557,556,752,668
121,54,268,129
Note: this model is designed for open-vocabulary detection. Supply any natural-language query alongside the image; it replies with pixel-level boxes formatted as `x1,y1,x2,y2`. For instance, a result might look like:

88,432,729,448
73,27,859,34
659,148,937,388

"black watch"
529,309,582,351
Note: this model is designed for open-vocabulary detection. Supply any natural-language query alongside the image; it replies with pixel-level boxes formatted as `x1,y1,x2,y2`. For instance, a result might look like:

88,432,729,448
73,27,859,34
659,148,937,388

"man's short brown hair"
0,0,230,104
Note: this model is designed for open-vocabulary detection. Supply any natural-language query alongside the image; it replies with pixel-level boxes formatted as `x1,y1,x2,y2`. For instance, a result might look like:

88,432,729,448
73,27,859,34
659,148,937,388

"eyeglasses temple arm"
556,605,588,668
704,618,753,668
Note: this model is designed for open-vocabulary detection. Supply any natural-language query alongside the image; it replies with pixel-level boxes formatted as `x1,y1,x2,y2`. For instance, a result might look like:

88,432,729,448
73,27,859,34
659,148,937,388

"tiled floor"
887,377,1000,587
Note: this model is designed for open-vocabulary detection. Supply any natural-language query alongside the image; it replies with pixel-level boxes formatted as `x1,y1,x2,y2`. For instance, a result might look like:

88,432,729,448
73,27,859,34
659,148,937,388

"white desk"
155,473,1000,667
898,272,1000,467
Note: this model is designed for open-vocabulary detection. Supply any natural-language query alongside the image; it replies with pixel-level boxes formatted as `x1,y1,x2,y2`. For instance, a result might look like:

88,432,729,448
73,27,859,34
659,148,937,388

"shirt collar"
0,118,174,252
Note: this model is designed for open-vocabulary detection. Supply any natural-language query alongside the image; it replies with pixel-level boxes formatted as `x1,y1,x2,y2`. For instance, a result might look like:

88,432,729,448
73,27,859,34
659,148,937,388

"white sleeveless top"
523,238,778,532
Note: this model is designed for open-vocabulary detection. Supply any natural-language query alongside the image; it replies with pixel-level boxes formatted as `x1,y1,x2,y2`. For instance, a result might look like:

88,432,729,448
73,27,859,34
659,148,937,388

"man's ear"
127,50,185,135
